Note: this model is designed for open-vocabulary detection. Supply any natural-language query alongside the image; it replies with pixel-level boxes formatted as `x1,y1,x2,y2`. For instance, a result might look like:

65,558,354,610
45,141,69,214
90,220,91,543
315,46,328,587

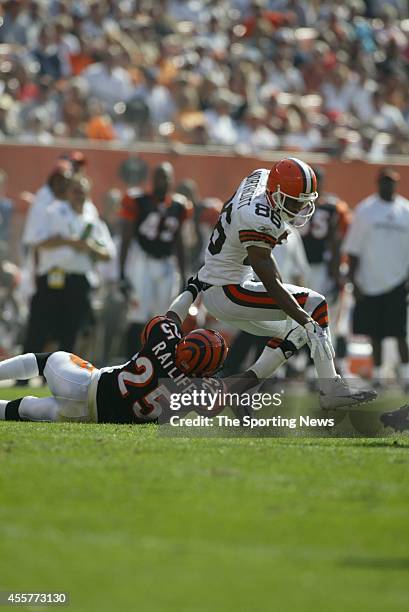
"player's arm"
347,254,363,301
83,238,112,261
166,309,183,326
327,215,342,281
328,201,350,282
166,276,203,325
118,193,139,284
119,219,133,282
247,245,311,326
342,208,366,302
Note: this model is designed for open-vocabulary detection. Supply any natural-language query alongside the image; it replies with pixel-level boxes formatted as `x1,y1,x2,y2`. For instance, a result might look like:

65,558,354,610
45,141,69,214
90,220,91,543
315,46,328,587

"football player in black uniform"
0,281,227,424
119,162,190,357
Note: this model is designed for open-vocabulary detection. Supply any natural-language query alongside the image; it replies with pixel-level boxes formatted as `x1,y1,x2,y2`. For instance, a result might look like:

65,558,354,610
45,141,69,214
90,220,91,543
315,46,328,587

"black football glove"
185,275,203,300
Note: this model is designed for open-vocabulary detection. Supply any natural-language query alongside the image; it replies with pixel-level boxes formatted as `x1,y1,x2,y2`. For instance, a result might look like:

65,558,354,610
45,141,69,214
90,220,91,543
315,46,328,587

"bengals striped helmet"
267,157,318,227
175,329,228,377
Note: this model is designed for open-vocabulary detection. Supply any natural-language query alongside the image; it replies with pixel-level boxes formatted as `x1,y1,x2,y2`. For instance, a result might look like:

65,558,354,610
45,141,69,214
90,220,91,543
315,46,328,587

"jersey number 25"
118,356,170,420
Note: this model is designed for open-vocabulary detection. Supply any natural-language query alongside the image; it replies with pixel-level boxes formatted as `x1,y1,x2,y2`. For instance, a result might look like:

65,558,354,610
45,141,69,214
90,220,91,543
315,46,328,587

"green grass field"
1,386,409,612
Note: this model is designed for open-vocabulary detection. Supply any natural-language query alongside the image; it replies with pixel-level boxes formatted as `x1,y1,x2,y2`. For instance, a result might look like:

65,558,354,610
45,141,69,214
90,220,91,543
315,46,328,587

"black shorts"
24,273,91,352
353,282,408,339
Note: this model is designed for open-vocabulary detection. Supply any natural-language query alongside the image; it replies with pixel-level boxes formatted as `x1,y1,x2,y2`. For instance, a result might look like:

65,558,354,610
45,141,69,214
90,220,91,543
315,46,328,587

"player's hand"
304,319,335,361
185,275,203,300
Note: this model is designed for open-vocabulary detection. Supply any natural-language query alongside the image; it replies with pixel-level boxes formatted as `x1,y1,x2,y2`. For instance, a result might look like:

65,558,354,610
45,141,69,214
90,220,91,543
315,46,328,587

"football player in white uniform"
170,158,376,409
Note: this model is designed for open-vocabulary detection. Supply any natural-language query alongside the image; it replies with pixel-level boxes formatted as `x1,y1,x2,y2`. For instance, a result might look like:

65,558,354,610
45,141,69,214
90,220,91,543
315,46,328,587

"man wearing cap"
343,168,409,391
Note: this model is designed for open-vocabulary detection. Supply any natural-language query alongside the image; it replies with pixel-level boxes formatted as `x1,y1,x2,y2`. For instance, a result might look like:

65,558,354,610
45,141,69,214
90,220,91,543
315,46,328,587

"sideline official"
343,167,409,390
23,175,115,353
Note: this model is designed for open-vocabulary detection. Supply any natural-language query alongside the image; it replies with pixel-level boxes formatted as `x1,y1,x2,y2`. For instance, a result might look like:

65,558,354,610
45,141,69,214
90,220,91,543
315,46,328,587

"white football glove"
304,319,335,361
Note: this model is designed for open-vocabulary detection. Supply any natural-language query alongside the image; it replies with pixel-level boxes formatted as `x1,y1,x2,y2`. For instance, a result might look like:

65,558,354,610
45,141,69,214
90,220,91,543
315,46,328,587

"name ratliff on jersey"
198,168,290,286
95,317,192,423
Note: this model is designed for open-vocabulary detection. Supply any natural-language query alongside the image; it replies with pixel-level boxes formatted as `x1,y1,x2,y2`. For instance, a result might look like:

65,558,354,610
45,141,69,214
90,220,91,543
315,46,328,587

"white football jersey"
198,168,290,285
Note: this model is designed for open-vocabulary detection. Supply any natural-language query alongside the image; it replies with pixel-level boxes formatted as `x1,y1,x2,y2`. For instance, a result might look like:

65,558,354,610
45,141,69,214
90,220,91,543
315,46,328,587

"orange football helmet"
267,157,318,226
175,329,228,377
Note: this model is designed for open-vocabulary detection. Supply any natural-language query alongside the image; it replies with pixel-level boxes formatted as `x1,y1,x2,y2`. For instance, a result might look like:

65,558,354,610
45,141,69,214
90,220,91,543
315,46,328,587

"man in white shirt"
22,160,72,249
23,174,115,355
343,167,409,390
82,46,135,112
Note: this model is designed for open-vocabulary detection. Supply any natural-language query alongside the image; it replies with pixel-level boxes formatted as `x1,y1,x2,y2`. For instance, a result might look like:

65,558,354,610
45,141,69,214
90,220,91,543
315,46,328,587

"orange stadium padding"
1,142,409,212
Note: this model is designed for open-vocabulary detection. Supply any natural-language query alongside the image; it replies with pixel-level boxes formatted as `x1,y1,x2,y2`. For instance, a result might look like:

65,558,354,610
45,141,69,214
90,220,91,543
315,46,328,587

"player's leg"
371,337,383,387
125,251,151,356
59,276,90,352
42,351,98,422
154,258,180,316
0,352,52,381
387,283,409,390
202,280,332,379
222,332,267,376
397,337,409,392
204,284,375,408
0,396,60,421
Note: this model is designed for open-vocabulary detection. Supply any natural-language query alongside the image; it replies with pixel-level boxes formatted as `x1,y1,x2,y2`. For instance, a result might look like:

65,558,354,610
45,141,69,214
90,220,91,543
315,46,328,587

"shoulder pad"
172,193,189,206
127,187,144,198
141,316,168,345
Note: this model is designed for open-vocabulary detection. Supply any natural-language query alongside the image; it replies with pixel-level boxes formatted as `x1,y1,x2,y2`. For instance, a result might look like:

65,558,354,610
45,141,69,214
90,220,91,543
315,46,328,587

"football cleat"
175,329,228,377
380,405,409,432
319,375,377,410
266,157,318,227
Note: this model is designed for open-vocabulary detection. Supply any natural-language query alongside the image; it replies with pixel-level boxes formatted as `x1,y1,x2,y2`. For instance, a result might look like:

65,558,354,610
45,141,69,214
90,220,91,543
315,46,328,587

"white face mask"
270,190,317,227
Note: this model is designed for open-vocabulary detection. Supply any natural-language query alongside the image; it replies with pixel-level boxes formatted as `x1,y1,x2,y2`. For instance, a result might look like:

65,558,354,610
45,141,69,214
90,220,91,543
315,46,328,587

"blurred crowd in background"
1,0,409,158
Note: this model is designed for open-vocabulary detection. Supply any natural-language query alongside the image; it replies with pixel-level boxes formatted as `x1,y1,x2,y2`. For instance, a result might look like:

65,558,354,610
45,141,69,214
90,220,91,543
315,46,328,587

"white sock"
0,353,39,381
400,363,409,380
373,366,382,380
249,346,287,379
0,399,8,420
313,356,338,393
168,291,193,323
306,364,316,380
19,396,59,421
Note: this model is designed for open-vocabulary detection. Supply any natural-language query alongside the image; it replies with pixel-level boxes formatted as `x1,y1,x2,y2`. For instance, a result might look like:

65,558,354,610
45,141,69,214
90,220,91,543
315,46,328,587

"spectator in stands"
0,0,409,156
32,25,64,80
237,105,280,153
0,94,19,139
82,46,135,112
343,168,409,391
205,89,241,146
0,0,28,46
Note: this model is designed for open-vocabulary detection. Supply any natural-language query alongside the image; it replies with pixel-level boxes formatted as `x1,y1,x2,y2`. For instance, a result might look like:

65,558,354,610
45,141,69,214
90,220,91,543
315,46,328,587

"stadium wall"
1,142,409,211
